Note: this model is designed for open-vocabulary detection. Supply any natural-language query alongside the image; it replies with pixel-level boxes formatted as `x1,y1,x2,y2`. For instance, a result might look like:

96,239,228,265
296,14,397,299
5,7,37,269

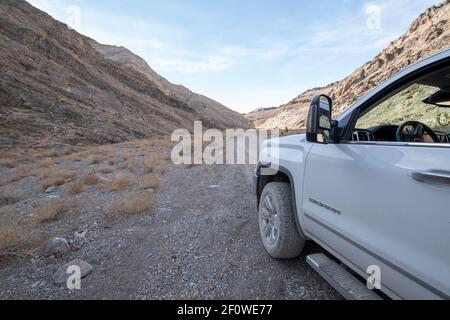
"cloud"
153,47,249,74
152,57,231,73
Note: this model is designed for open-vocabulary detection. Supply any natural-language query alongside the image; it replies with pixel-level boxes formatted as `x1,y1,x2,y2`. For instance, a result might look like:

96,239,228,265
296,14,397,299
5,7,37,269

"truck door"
302,72,450,299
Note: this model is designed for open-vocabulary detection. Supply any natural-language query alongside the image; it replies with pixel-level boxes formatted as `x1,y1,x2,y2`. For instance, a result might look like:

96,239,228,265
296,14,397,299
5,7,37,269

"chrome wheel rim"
260,194,279,245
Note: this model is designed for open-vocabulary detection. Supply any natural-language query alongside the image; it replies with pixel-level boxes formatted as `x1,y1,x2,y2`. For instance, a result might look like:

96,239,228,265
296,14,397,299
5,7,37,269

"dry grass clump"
31,201,66,224
39,157,58,167
83,169,99,186
125,157,136,172
0,158,15,168
0,187,25,206
104,191,153,225
11,164,32,182
35,167,55,179
158,163,169,174
0,176,4,186
98,167,114,175
40,169,76,190
139,175,165,191
98,145,114,154
31,149,59,160
103,171,132,192
88,155,102,165
143,157,158,173
151,138,174,148
62,147,75,156
0,222,29,253
66,178,85,195
41,150,59,158
65,152,84,162
143,155,166,173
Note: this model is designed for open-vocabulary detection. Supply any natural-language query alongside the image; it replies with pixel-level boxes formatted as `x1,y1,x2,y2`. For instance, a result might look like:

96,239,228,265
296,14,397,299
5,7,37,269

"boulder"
42,237,69,258
52,259,93,285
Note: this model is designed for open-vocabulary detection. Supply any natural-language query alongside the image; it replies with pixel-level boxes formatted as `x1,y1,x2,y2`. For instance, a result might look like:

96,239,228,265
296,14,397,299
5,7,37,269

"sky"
27,0,442,113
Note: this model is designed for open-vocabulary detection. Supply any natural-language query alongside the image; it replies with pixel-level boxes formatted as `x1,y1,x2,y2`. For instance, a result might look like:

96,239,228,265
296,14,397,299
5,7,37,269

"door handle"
411,170,450,186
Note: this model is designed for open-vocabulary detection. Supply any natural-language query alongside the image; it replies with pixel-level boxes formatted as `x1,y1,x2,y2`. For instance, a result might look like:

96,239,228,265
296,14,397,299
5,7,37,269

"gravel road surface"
0,158,340,299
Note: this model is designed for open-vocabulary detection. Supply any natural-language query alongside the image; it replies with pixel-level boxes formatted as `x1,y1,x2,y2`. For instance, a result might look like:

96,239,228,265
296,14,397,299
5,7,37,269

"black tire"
258,182,305,259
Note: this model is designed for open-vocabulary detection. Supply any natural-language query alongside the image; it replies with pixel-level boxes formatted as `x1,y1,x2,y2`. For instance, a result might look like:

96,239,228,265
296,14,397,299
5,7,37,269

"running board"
307,253,382,300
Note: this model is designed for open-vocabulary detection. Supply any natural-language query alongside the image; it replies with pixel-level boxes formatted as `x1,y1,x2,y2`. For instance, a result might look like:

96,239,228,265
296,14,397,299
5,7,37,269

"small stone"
42,237,70,258
74,230,87,239
52,259,93,285
208,185,220,189
45,186,57,194
158,208,170,214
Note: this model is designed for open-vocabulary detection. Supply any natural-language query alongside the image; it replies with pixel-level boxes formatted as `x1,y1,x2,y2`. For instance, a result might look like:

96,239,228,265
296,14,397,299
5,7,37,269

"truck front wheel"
258,182,305,259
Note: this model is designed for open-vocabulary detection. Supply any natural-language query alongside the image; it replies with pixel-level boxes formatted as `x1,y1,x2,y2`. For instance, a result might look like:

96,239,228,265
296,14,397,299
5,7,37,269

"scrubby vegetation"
0,137,173,255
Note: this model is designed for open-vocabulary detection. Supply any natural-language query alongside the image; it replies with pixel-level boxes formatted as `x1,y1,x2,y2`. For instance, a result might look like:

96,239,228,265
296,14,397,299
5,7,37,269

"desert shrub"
104,191,153,225
39,157,58,167
139,175,165,191
83,169,99,185
126,157,136,172
0,159,15,168
41,150,58,158
66,178,85,195
0,187,24,206
65,152,84,162
103,171,132,192
158,163,169,174
143,155,163,173
0,223,29,252
40,169,76,190
11,164,32,182
31,201,66,224
88,156,102,165
98,167,114,175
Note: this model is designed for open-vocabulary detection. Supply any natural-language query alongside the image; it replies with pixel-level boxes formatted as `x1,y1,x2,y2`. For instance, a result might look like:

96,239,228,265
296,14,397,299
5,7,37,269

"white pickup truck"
253,48,450,300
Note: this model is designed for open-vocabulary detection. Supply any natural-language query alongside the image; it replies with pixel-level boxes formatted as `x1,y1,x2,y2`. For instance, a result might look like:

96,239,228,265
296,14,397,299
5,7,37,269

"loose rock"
45,186,57,194
42,237,70,258
52,259,93,285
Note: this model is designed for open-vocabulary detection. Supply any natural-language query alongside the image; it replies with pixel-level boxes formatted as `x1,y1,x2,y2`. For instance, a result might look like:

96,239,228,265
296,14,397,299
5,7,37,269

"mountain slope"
247,0,450,130
90,42,249,131
0,0,250,148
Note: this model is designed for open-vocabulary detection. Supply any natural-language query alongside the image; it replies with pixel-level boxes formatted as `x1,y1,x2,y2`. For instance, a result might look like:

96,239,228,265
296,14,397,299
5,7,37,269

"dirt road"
0,148,340,299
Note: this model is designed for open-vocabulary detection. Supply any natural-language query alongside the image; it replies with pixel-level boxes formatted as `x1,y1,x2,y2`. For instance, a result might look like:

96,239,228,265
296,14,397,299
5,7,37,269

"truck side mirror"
306,94,333,144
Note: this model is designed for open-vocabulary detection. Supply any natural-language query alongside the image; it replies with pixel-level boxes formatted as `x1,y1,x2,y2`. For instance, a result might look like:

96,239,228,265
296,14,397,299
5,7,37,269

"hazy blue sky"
28,0,441,113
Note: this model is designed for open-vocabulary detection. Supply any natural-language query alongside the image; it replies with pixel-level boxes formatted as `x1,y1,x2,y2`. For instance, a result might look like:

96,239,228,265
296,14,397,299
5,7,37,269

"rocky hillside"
0,0,250,148
248,0,450,130
90,42,249,132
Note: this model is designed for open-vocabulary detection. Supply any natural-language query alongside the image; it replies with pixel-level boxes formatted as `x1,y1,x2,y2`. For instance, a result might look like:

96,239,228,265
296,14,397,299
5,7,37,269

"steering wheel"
395,121,439,143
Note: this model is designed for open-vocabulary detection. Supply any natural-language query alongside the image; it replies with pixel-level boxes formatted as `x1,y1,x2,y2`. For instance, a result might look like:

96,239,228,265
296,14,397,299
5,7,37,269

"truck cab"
254,48,450,300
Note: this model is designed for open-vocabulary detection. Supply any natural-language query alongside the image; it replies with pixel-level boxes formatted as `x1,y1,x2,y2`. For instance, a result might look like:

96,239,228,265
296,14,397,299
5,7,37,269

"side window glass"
356,84,440,130
353,77,450,144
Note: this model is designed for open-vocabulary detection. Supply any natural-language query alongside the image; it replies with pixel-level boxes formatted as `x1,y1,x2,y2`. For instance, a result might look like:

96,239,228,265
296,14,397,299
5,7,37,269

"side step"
307,253,382,300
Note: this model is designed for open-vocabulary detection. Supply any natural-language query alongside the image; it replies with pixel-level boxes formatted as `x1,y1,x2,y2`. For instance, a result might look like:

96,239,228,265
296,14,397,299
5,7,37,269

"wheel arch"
256,165,307,239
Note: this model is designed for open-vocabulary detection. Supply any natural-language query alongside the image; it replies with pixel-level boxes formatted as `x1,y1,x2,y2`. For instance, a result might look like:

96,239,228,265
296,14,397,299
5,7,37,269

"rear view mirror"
306,95,333,143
